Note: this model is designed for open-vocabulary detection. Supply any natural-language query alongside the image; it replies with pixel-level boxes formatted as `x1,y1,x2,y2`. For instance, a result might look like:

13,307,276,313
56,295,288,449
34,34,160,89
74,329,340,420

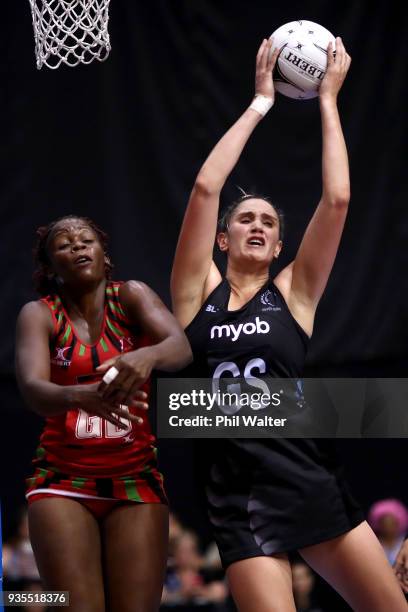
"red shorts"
28,493,129,521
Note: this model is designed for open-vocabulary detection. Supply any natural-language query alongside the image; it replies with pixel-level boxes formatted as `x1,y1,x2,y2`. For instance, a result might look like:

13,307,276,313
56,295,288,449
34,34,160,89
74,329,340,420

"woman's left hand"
96,347,156,406
319,37,351,100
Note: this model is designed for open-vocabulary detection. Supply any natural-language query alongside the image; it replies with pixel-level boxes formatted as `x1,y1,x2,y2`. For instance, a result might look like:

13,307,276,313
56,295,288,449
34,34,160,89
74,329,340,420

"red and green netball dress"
26,281,166,505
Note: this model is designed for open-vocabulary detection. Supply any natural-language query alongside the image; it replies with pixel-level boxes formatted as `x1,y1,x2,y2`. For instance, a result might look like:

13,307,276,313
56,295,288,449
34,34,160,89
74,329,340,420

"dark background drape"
2,1,407,593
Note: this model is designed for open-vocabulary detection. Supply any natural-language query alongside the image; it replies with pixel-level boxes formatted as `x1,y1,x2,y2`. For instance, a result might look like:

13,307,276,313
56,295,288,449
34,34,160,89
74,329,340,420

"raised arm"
97,281,192,405
275,38,352,336
15,302,141,427
171,39,279,328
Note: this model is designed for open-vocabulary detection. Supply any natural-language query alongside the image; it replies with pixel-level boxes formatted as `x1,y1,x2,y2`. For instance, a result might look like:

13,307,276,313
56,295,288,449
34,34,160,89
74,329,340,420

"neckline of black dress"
223,277,271,313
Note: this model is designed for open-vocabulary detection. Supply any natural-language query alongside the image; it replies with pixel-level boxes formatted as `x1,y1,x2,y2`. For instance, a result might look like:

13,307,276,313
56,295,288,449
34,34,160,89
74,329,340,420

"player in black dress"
171,38,407,611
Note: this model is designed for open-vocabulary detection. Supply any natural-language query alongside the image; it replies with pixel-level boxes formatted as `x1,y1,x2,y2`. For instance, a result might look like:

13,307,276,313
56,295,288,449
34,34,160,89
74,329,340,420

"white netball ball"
271,20,336,100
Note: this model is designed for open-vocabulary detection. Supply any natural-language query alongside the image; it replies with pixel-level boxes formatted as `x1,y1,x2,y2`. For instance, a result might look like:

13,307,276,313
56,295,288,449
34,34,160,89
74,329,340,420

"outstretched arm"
275,38,352,336
171,39,279,328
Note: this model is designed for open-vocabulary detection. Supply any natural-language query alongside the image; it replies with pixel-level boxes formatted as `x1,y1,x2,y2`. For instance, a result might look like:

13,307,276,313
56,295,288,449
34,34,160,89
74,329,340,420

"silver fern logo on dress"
260,290,281,312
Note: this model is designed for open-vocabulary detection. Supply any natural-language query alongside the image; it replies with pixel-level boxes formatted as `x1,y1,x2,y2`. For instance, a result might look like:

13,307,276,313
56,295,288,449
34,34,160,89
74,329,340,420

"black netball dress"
183,277,363,568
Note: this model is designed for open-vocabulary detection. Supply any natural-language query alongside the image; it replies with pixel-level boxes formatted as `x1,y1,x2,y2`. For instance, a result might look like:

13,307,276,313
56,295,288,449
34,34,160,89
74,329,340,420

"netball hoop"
28,0,112,70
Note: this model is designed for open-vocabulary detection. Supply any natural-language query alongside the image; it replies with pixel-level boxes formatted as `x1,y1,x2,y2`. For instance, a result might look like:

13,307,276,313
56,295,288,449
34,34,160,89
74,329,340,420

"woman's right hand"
76,382,147,428
319,37,351,101
254,38,279,102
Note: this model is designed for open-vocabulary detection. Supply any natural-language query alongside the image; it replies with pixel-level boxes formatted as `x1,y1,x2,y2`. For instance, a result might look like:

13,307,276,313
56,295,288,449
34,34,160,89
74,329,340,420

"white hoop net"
28,0,112,70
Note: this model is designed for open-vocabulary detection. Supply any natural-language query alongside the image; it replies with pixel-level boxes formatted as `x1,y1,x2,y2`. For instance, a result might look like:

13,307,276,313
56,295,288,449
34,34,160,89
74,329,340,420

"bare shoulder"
174,261,222,329
274,263,314,338
273,262,294,301
119,280,162,305
119,281,169,326
18,300,54,330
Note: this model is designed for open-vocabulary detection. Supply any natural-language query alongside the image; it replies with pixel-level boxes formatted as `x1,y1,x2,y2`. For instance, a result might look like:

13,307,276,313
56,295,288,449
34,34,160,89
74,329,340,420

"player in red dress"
16,215,192,612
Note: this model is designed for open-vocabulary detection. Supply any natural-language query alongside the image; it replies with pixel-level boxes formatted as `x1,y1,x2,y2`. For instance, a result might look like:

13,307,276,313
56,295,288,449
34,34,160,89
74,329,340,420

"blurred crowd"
3,499,408,611
2,507,46,612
